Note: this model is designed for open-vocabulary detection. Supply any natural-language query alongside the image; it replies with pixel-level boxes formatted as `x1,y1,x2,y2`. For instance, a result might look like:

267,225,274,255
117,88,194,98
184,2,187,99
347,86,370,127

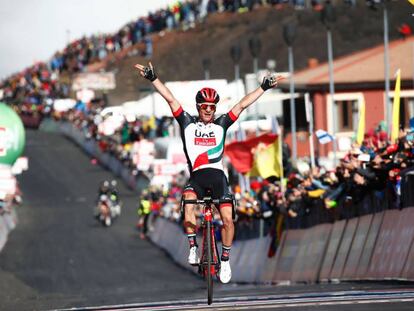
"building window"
401,97,414,129
282,97,307,131
337,99,358,132
389,96,414,129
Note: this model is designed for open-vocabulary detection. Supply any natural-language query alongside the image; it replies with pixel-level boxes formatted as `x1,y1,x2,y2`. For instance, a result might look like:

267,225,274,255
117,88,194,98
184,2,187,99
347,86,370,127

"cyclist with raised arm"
135,62,282,283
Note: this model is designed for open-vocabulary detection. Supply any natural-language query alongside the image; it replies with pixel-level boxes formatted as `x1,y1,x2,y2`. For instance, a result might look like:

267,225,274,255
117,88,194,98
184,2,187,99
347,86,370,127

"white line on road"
54,290,414,311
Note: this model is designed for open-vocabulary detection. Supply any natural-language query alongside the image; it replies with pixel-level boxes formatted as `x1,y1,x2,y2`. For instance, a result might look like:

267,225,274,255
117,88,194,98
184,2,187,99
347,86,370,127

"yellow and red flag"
249,137,282,179
356,96,366,145
225,133,277,174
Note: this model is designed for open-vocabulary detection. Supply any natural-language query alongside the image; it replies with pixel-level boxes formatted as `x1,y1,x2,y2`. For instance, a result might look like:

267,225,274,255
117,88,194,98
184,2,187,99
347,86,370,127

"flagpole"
383,2,391,136
327,28,338,167
272,116,285,192
235,63,248,195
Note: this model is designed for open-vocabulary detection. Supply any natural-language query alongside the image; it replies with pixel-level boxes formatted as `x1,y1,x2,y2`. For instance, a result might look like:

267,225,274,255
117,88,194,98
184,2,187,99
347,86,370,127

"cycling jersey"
173,106,238,174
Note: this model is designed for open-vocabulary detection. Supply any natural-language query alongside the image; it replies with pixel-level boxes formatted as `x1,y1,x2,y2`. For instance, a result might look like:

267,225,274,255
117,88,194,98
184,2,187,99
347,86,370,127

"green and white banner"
0,103,25,165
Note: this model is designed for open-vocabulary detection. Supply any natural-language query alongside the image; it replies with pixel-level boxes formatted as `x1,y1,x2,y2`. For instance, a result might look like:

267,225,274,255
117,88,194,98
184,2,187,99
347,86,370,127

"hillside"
105,1,413,105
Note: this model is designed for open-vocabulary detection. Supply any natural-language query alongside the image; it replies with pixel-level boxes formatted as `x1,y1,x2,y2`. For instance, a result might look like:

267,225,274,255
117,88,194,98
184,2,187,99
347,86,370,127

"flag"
225,133,277,174
249,137,282,179
356,97,366,145
268,214,284,258
315,129,334,144
271,116,280,134
391,69,401,142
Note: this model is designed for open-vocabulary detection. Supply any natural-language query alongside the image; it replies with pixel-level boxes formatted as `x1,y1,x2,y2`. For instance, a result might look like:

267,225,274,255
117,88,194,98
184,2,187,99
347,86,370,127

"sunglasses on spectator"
197,104,216,111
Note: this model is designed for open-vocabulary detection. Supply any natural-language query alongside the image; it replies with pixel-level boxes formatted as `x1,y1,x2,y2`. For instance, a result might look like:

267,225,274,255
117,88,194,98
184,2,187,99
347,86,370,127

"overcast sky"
0,0,176,80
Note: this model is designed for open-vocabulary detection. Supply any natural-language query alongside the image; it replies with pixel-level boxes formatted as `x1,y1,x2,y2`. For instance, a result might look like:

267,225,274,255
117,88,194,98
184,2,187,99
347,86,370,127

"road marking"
54,289,414,311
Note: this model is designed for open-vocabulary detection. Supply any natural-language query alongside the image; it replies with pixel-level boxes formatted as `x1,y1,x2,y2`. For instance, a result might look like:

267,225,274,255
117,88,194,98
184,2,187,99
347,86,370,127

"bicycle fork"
201,209,220,277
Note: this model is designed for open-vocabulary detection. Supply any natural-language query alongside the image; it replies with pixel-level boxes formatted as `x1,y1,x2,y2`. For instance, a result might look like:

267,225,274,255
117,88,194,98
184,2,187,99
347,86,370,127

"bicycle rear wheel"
206,221,213,305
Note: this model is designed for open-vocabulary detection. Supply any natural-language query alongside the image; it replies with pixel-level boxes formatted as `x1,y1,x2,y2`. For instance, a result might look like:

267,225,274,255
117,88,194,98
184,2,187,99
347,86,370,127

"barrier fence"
147,207,414,284
0,206,18,253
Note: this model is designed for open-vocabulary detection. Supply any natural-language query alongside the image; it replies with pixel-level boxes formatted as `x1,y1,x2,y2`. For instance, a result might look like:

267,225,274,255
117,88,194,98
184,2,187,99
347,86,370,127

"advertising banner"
401,208,414,280
355,211,384,278
273,229,305,282
72,72,115,91
342,214,373,280
330,218,359,280
229,242,243,277
252,237,272,283
0,103,25,165
291,226,315,283
402,241,414,281
260,230,286,283
382,208,414,278
235,239,258,282
0,217,7,252
319,219,346,281
299,223,332,283
367,209,400,279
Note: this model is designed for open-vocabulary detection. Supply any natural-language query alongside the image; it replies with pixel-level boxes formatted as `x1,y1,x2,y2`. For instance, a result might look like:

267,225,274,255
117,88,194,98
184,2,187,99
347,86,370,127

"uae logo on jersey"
193,135,224,169
194,129,216,146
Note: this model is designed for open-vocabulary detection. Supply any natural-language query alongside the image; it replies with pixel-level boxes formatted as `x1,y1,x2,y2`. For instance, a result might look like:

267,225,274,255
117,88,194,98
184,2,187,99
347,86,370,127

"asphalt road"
0,129,413,311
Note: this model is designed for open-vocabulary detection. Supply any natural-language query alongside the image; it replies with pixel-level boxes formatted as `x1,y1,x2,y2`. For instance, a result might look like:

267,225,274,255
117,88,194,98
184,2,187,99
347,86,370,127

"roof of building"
280,35,414,91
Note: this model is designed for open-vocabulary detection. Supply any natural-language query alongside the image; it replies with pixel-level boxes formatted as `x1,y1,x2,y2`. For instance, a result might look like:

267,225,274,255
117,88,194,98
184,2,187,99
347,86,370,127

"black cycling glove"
260,76,276,91
144,65,157,82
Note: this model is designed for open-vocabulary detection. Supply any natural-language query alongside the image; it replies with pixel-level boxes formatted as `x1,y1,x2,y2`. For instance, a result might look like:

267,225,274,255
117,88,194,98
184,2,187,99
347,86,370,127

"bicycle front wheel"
206,220,213,305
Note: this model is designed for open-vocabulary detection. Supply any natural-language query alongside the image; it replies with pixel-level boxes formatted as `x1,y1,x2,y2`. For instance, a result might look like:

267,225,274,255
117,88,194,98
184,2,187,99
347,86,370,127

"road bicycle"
182,189,234,305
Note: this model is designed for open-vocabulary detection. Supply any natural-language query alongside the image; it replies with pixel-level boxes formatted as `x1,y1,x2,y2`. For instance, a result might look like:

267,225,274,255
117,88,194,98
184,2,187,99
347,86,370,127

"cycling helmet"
195,87,220,104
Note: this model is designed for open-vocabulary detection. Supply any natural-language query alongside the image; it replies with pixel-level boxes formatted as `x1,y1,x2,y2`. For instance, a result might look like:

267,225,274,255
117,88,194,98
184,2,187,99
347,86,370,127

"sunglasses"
198,104,216,111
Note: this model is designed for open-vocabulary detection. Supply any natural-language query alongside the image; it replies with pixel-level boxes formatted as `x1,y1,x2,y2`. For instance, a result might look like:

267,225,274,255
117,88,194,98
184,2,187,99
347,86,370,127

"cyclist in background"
98,180,110,197
109,179,120,205
137,190,151,239
135,62,282,283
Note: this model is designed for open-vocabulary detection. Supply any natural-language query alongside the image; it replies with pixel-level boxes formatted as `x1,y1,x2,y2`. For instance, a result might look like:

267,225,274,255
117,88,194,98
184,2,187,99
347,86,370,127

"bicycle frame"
182,195,233,305
200,201,220,278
